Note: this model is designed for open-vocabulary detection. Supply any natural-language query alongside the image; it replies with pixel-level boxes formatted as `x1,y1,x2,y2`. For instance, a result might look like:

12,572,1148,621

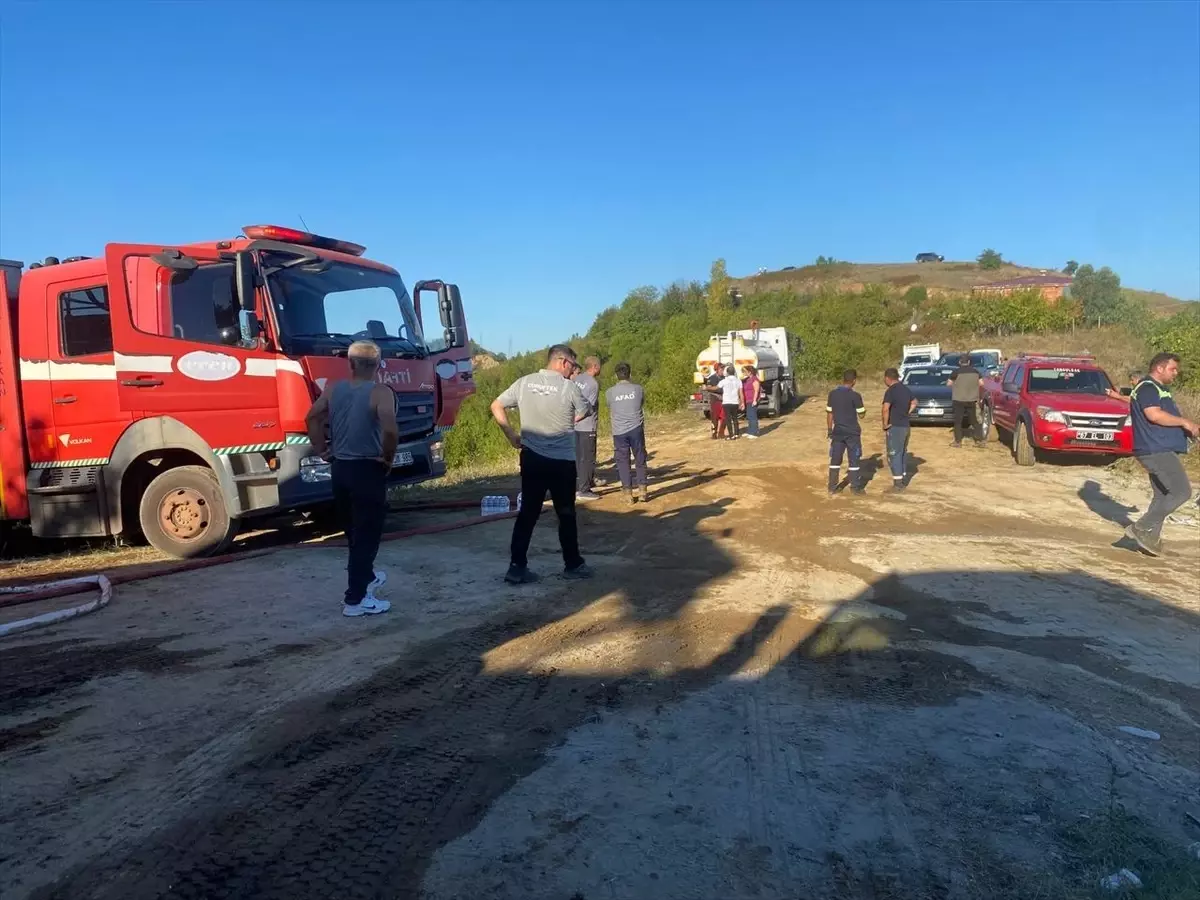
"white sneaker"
365,568,387,600
343,596,392,617
746,434,758,439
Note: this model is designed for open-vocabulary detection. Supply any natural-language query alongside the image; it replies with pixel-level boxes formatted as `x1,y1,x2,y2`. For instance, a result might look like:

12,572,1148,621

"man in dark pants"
305,340,399,617
606,362,648,503
1123,352,1199,556
573,356,601,500
948,354,983,447
827,368,867,495
882,367,917,492
491,344,594,584
705,369,724,438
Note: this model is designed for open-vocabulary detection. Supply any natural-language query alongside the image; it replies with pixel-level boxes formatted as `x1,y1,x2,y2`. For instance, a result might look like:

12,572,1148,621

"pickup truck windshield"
1027,368,1112,394
266,257,426,357
971,352,1000,368
904,369,953,386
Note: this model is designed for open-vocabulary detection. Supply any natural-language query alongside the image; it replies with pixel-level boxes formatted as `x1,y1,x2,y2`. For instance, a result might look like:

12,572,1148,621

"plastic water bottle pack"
480,495,511,516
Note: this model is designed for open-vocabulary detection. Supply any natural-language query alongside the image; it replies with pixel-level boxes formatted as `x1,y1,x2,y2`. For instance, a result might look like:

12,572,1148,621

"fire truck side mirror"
234,252,257,311
438,283,467,350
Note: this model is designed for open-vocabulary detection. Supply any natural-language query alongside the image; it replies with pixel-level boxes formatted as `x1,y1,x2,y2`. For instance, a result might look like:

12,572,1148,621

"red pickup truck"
980,354,1132,466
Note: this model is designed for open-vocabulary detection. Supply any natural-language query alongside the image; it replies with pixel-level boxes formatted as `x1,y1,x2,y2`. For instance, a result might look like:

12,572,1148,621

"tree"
977,248,1003,270
1063,260,1079,276
706,258,732,318
1071,264,1123,323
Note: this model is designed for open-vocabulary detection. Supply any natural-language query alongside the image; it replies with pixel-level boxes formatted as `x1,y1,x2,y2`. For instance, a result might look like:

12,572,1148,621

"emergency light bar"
241,225,366,257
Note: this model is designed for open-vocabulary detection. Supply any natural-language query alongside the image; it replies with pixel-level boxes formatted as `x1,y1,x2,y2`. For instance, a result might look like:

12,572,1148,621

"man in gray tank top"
491,344,593,584
306,341,400,616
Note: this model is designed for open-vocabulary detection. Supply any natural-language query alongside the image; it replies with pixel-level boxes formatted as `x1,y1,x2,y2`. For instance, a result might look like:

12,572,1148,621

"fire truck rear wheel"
138,465,237,559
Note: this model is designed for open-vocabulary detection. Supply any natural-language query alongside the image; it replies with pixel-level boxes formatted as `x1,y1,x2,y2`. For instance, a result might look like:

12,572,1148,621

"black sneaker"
563,562,594,580
851,486,866,496
576,491,601,502
1124,524,1162,557
505,565,540,584
889,481,906,493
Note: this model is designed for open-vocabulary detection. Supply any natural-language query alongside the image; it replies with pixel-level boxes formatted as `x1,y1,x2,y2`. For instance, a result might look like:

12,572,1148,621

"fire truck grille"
40,466,101,488
395,390,436,439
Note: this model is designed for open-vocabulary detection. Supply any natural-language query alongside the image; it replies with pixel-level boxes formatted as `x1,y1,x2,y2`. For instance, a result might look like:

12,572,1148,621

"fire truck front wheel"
138,465,237,558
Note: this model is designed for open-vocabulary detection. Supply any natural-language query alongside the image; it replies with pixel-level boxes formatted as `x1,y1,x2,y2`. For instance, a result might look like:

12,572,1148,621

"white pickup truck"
900,343,941,379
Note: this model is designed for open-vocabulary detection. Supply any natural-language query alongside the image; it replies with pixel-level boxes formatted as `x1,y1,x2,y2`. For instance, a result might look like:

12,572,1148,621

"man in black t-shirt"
882,367,917,491
826,368,867,494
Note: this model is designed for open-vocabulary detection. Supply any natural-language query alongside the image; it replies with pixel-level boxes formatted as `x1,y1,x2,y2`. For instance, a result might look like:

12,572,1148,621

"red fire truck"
0,225,474,558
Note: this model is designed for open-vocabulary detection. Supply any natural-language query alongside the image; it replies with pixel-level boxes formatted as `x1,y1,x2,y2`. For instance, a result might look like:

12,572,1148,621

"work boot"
949,440,962,448
637,485,649,503
1124,523,1162,557
622,487,635,505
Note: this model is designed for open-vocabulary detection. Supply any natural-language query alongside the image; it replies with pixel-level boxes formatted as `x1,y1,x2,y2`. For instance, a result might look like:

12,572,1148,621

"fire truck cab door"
103,245,283,447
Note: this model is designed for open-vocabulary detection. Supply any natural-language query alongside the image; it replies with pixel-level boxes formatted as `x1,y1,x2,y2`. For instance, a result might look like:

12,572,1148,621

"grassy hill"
737,261,1192,316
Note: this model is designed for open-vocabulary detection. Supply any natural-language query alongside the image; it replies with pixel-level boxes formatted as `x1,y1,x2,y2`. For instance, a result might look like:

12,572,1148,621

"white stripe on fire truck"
19,359,116,381
244,358,305,377
213,442,288,455
114,352,173,373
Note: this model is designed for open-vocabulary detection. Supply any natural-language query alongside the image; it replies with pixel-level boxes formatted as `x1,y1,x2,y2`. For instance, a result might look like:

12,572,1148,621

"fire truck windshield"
265,257,427,358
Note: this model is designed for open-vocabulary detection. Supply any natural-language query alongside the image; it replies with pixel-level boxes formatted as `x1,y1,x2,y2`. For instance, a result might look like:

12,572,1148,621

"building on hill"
972,274,1073,304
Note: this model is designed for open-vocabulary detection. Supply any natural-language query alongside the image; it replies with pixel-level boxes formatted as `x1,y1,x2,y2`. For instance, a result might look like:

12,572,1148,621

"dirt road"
2,388,1198,899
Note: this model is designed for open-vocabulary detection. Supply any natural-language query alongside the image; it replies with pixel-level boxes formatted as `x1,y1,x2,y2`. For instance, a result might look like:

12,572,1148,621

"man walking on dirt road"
305,340,398,617
948,354,984,447
491,344,594,584
882,367,917,491
606,362,649,503
827,369,867,495
573,357,602,501
1124,352,1200,556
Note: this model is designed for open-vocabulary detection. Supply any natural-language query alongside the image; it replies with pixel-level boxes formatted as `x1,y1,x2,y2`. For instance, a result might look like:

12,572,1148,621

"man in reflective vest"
1124,352,1199,556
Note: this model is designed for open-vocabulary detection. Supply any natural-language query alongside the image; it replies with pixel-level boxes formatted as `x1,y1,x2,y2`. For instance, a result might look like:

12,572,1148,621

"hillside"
737,261,1192,315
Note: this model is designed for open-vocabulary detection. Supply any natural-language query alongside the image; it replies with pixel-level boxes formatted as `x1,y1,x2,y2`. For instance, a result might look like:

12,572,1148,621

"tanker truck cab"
0,226,473,558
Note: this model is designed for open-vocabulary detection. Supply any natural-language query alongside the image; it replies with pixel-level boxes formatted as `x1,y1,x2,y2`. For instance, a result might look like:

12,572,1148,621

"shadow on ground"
5,468,1199,900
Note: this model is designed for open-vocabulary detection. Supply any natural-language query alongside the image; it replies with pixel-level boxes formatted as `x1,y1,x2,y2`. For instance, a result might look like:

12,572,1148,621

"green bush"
1150,306,1200,387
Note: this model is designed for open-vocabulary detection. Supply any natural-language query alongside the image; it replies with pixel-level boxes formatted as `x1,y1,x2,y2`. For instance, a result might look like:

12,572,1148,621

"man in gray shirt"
491,344,594,584
948,354,984,447
572,356,601,500
605,361,648,503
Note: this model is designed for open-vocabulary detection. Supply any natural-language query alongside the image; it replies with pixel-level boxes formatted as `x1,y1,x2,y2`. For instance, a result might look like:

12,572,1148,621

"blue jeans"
745,404,760,436
885,426,910,482
613,427,648,489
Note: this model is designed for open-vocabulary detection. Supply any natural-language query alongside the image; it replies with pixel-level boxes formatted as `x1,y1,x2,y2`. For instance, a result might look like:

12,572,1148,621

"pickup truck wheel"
138,465,237,558
1014,421,1037,467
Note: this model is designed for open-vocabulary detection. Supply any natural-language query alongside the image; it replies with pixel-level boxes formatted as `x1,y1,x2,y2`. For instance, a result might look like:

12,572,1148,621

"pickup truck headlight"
430,440,445,463
300,455,332,483
1036,405,1067,424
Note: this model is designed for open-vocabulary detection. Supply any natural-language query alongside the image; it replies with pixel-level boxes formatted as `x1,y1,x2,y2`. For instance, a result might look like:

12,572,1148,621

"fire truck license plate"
393,450,414,466
1075,430,1115,442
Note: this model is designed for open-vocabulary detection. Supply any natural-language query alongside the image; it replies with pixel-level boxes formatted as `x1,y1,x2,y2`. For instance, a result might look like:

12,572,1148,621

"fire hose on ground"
0,497,522,637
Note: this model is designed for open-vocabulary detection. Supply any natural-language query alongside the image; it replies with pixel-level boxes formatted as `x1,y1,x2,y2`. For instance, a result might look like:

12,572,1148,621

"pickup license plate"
918,408,944,416
1075,430,1116,442
393,450,414,466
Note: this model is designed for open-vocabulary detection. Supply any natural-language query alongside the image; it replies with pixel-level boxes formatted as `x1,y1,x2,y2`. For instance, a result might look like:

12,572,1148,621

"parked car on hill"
915,252,944,263
980,354,1132,466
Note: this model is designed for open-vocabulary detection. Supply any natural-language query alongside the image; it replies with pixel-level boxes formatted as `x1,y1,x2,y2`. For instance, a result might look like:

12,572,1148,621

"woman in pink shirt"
742,366,762,438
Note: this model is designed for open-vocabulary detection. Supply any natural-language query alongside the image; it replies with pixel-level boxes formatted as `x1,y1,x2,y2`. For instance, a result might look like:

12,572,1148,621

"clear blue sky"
2,0,1197,353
